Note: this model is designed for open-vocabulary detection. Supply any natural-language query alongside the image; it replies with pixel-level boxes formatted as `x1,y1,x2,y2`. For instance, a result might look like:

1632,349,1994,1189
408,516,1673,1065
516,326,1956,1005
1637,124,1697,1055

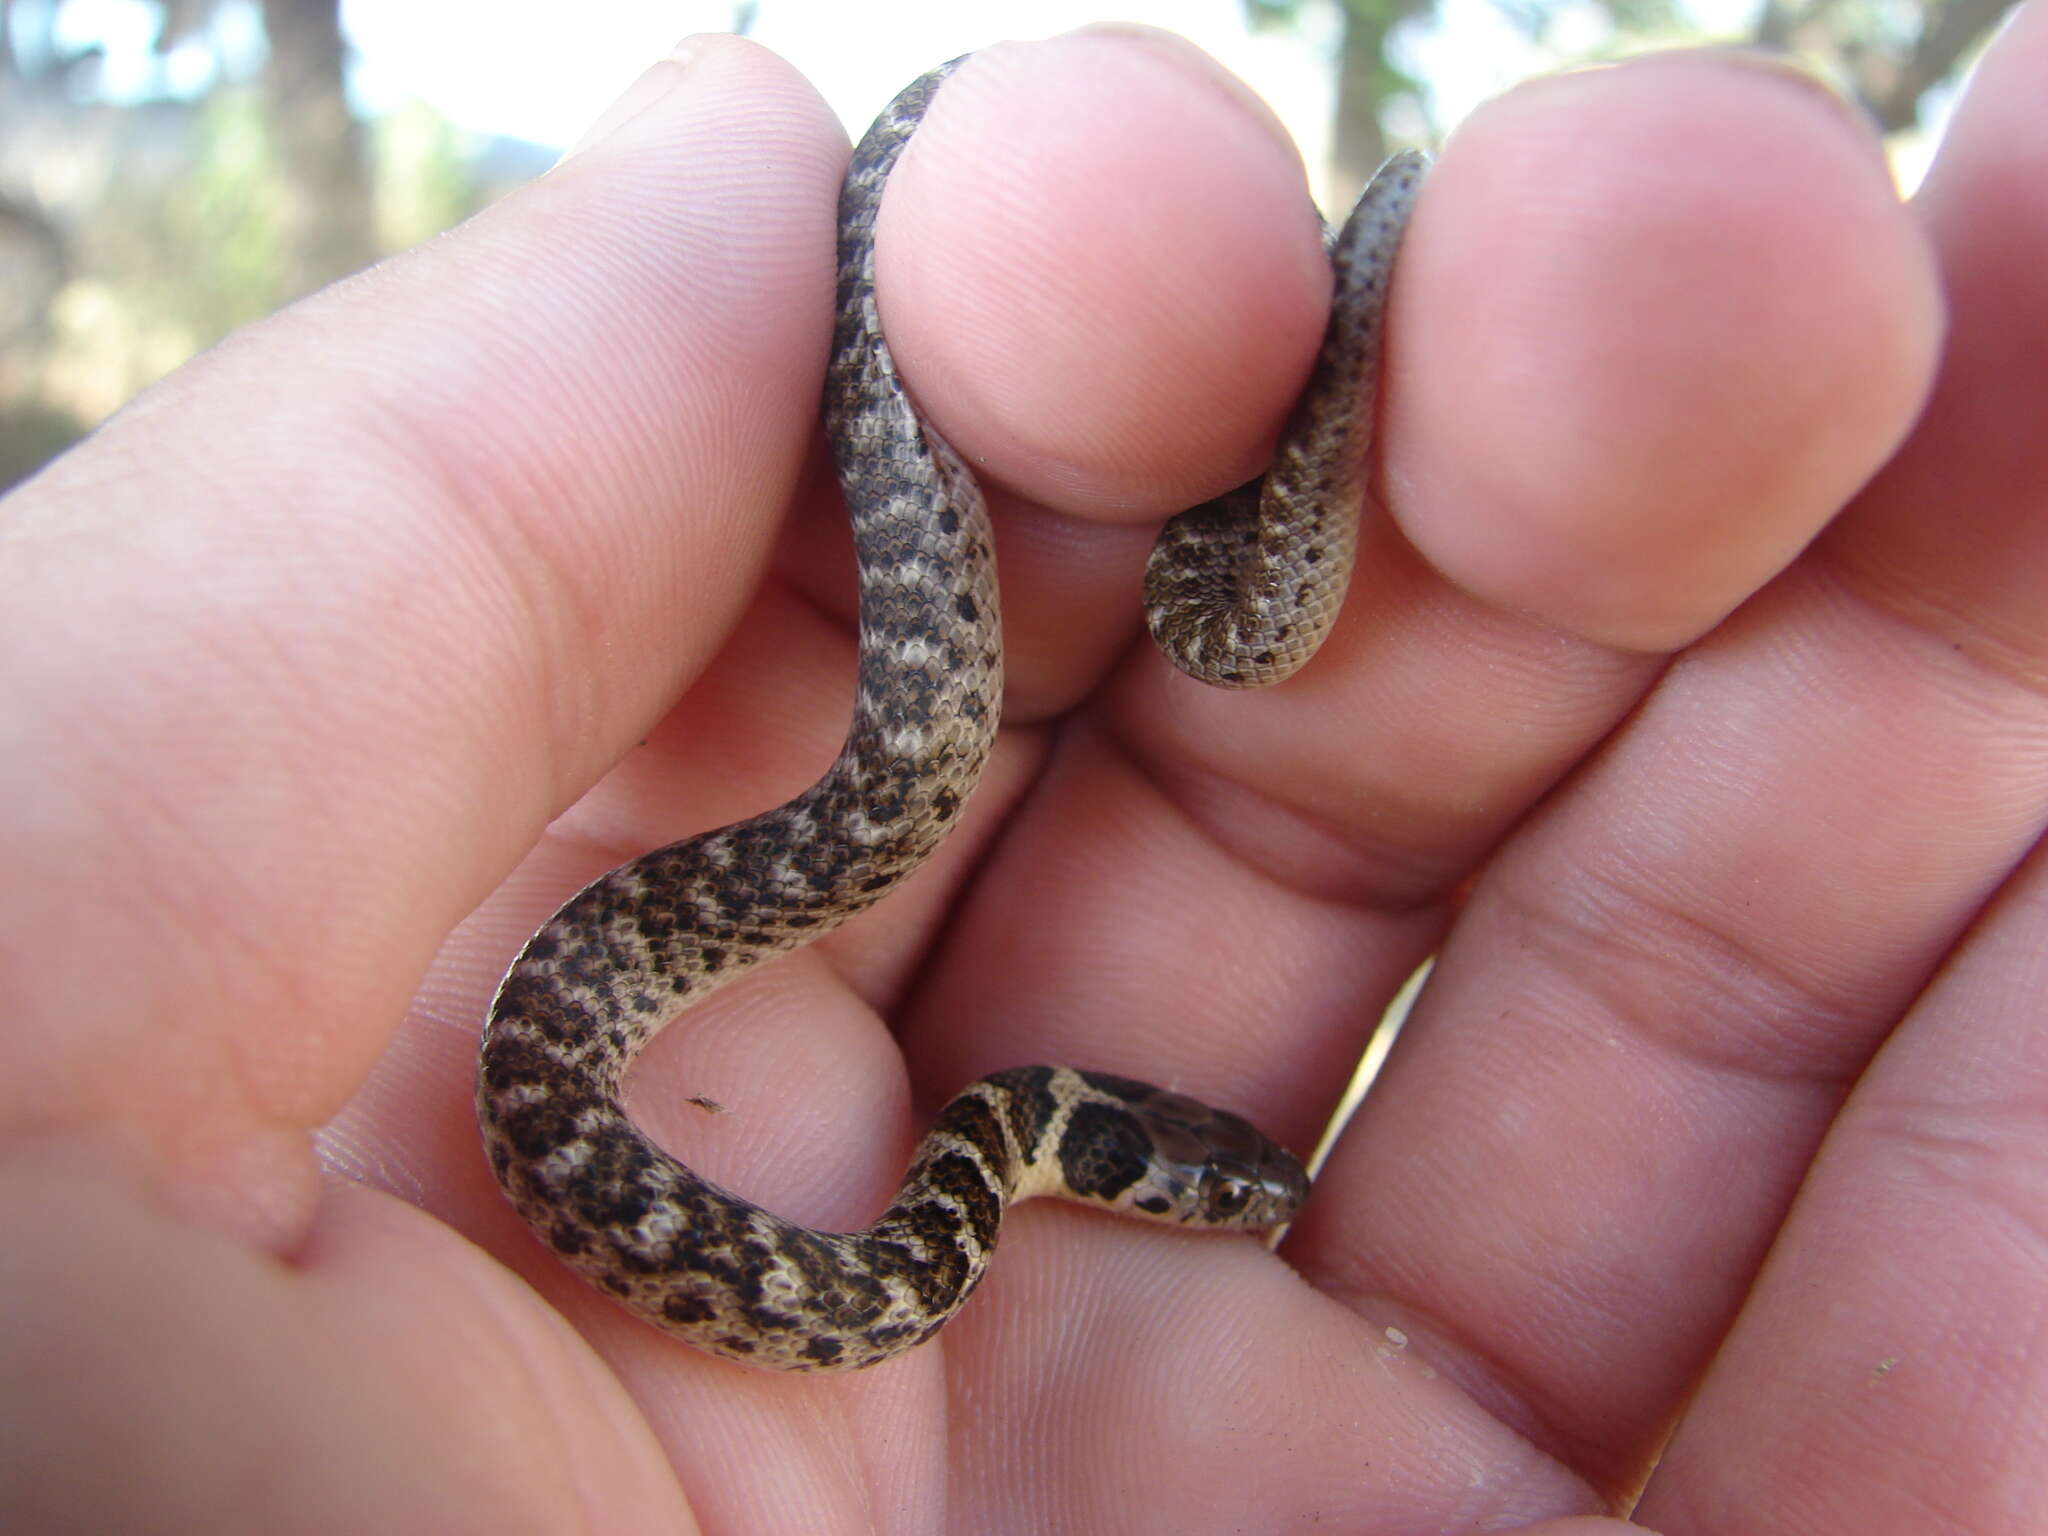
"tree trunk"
261,0,375,297
1327,6,1394,212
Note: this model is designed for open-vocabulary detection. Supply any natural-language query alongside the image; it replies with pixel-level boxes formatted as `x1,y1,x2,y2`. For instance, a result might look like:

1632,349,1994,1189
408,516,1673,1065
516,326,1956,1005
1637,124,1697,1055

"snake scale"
477,55,1425,1371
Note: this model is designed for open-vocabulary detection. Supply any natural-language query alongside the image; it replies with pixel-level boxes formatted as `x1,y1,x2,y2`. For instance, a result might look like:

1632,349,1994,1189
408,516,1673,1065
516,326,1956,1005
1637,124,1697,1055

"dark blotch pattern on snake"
476,56,1424,1372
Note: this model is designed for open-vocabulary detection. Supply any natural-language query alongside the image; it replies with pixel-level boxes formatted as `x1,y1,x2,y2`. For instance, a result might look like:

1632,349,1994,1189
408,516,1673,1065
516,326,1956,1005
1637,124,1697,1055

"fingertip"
875,30,1333,520
1391,51,1942,651
559,31,825,162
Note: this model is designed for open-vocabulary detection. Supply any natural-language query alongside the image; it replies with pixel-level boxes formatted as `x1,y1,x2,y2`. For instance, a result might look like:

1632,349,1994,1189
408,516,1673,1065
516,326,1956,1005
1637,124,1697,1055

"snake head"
1067,1071,1311,1234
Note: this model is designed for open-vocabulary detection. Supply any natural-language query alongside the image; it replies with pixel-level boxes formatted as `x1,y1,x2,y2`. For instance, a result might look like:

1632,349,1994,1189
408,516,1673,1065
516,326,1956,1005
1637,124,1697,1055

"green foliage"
374,100,484,252
35,88,293,430
0,397,88,496
5,83,487,485
180,88,291,331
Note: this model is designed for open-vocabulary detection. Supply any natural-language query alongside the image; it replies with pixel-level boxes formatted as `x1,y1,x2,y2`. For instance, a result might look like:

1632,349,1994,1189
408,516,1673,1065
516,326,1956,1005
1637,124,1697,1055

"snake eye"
1204,1173,1253,1221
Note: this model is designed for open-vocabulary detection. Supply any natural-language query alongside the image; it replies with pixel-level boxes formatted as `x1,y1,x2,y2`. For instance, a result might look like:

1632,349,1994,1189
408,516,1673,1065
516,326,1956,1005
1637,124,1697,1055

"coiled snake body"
477,56,1424,1371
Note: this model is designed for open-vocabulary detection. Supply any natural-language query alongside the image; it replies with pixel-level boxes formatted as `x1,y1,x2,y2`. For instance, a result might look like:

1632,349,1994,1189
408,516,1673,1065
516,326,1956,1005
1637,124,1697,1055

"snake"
476,55,1425,1372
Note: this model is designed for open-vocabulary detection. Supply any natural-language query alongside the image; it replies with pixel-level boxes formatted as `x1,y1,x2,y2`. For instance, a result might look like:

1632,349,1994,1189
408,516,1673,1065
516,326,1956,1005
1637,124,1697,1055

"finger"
0,35,845,1240
884,28,1333,522
943,1207,1603,1530
1295,33,2038,1506
1644,845,2048,1528
1637,6,2048,1523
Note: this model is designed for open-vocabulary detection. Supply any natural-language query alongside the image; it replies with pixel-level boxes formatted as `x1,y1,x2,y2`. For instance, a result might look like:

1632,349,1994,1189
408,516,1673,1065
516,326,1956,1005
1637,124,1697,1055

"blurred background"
0,0,2020,491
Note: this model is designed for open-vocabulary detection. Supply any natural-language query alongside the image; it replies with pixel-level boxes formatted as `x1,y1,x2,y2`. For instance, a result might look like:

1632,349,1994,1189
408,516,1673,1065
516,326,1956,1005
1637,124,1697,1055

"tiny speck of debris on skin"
1384,1326,1408,1348
1872,1356,1898,1378
686,1095,728,1116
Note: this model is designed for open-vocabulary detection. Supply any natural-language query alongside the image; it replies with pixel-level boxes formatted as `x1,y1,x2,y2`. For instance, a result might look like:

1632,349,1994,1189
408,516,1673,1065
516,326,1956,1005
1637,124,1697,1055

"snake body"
477,56,1423,1371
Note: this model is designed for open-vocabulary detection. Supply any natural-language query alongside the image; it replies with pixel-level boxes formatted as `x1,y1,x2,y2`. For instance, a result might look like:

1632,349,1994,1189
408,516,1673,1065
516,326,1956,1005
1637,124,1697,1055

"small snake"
477,56,1424,1372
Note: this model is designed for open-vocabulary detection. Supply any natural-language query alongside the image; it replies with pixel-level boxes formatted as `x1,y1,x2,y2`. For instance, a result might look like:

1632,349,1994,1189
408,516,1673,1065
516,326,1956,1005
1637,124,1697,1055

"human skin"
3,13,2045,1533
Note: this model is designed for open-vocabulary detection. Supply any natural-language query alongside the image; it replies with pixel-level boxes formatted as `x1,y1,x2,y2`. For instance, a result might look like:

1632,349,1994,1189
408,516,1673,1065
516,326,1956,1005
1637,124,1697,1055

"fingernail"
559,36,706,163
1071,22,1298,160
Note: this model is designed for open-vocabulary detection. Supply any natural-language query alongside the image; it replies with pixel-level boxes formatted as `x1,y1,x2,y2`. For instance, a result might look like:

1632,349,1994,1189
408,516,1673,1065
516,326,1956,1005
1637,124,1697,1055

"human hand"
4,16,2043,1532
